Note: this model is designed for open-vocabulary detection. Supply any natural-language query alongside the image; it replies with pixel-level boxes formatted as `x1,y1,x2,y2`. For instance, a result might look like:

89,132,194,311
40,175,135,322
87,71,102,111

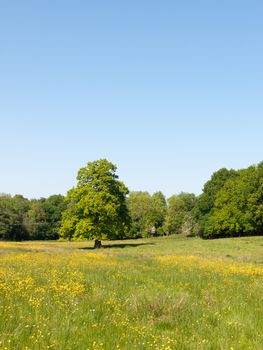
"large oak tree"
59,159,130,247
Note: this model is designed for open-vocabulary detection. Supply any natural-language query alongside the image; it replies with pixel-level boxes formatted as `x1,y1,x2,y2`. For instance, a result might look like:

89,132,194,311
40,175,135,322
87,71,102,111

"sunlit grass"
0,235,262,349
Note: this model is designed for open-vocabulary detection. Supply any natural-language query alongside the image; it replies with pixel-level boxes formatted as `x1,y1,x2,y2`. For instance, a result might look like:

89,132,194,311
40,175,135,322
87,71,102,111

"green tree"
23,196,65,240
194,168,237,236
59,159,130,247
194,168,237,219
164,192,196,235
43,195,66,239
204,163,263,238
24,199,48,239
127,191,167,237
150,191,167,235
127,191,153,237
0,194,30,240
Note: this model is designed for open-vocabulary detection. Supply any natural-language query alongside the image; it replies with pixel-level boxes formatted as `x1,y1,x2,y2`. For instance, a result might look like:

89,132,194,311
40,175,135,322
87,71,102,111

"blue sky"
1,0,262,198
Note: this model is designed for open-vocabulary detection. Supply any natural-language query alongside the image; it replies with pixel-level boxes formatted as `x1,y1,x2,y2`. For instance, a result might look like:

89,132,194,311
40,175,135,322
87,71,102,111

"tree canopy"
193,168,237,237
0,194,65,241
59,159,131,244
201,163,263,237
127,191,167,237
164,192,196,235
1,160,263,242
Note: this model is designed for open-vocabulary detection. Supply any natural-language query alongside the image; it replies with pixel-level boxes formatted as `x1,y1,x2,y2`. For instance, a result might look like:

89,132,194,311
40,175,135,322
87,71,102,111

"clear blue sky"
1,0,262,199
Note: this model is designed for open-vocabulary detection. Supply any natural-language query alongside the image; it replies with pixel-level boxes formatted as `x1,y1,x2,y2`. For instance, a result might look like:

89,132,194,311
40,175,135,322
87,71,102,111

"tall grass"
0,236,262,349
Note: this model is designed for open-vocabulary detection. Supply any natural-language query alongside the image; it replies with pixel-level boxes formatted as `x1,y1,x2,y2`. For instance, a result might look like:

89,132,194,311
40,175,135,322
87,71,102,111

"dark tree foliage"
0,194,65,241
203,163,263,238
41,195,66,239
25,195,66,240
196,162,263,238
150,192,167,235
194,168,237,219
0,194,29,240
194,168,237,237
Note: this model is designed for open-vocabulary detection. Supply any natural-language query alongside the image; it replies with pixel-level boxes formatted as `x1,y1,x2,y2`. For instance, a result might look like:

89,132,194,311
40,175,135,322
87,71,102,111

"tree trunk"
94,239,102,248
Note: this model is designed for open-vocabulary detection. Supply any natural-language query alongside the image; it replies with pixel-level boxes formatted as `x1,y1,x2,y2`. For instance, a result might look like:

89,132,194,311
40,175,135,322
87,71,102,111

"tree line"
0,159,262,242
0,194,66,240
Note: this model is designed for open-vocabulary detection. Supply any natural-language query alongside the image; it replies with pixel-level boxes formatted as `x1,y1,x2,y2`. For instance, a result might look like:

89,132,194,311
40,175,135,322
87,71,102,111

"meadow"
0,235,262,350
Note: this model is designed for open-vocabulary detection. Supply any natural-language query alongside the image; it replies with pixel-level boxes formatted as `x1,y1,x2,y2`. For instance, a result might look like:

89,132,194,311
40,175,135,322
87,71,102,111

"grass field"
0,235,262,350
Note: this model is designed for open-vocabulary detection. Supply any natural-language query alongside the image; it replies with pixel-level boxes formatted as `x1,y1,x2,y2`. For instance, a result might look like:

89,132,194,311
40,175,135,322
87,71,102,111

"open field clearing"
0,236,262,350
